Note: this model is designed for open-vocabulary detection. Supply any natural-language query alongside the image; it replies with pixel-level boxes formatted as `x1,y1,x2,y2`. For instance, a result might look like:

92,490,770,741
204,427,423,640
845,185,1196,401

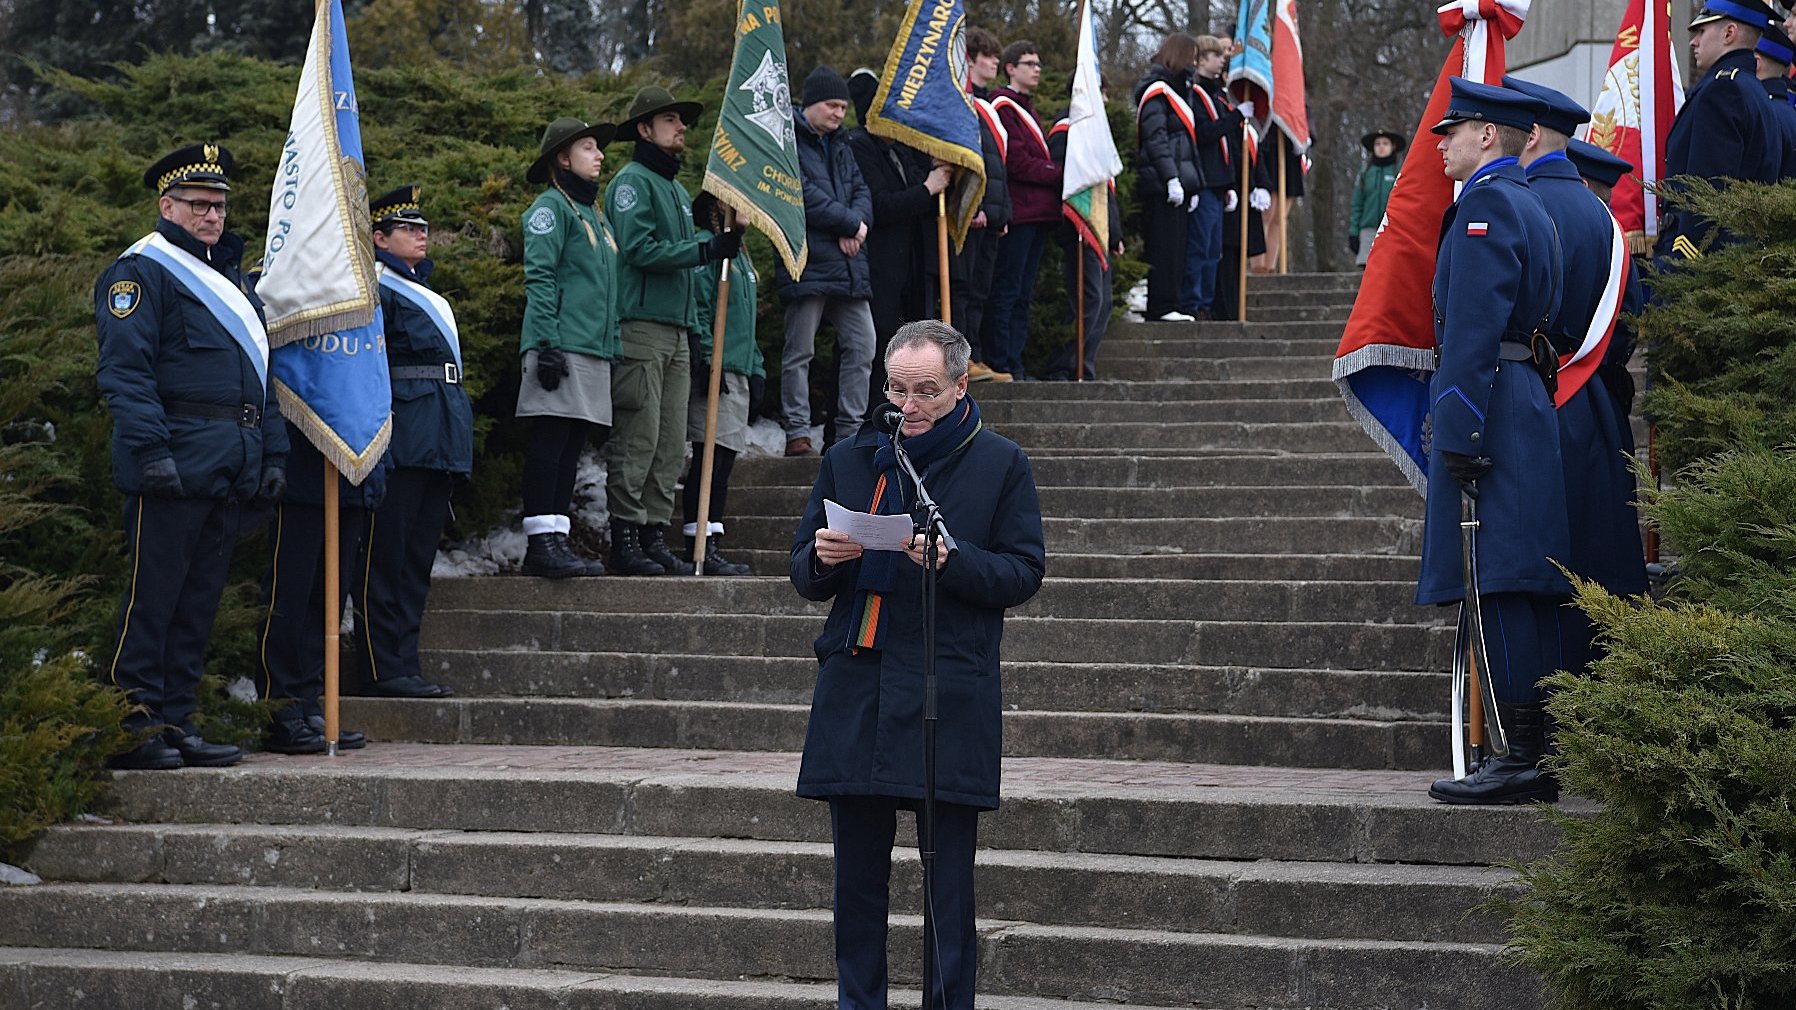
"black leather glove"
1348,234,1361,255
705,229,743,262
141,456,183,497
689,332,708,387
1440,451,1493,498
256,464,287,504
535,345,568,392
747,374,766,418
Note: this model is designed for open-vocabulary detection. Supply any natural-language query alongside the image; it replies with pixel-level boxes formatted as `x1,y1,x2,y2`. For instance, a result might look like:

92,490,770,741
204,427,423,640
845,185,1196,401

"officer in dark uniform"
97,144,287,770
351,186,468,699
1565,138,1636,200
1754,21,1796,175
1565,138,1649,427
1504,76,1649,702
1417,80,1569,806
1656,0,1783,262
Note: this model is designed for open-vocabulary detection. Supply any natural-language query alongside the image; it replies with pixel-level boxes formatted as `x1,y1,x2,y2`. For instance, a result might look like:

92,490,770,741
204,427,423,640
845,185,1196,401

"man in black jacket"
958,27,1014,381
777,66,878,456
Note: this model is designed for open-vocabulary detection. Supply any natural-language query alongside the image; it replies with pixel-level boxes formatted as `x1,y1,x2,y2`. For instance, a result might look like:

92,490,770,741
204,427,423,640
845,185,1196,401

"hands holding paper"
814,528,865,566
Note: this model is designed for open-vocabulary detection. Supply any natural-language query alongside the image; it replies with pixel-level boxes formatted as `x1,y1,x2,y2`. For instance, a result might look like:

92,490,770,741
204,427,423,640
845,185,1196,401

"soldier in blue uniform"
1417,81,1569,806
1565,138,1635,200
97,144,288,770
1504,76,1649,698
1754,22,1796,175
349,186,467,700
1565,138,1649,437
1656,0,1783,262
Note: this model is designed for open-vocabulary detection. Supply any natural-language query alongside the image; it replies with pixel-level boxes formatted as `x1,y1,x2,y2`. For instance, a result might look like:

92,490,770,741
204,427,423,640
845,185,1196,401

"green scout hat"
528,117,618,185
618,86,704,137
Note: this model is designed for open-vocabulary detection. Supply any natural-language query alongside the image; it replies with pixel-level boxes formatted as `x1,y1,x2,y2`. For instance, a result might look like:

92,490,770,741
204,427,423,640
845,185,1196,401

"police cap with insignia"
528,117,618,185
1566,138,1635,188
371,184,429,227
1689,0,1776,29
1757,20,1795,65
1431,77,1551,135
1500,76,1591,136
144,143,233,194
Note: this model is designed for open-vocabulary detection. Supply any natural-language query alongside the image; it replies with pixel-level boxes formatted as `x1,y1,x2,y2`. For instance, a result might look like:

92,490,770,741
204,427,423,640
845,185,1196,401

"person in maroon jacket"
980,40,1063,381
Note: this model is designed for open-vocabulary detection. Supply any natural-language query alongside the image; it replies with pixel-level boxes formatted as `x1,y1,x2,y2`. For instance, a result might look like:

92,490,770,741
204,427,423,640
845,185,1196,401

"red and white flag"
1331,0,1529,493
1270,0,1310,150
1582,0,1685,254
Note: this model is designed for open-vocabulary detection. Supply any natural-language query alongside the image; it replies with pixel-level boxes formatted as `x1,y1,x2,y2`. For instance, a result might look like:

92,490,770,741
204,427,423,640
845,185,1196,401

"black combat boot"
1428,701,1560,805
520,532,586,578
554,532,606,576
640,524,694,575
608,519,666,576
686,534,752,576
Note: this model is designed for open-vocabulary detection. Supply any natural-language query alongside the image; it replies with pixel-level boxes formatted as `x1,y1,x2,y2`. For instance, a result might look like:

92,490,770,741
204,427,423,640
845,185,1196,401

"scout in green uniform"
1351,130,1404,266
604,86,743,576
517,117,620,577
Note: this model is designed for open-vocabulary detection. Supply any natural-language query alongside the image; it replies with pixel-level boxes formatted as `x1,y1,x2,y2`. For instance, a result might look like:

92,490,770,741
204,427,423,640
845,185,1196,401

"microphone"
873,402,907,435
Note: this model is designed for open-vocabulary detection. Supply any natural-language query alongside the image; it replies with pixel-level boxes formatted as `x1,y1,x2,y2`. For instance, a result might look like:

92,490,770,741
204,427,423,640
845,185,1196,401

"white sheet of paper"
824,499,915,552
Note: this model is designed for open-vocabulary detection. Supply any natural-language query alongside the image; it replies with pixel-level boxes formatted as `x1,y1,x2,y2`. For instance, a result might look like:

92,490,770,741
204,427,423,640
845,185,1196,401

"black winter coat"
847,130,935,299
789,416,1045,810
95,219,287,500
1192,75,1246,192
971,87,1012,231
776,112,874,302
1133,64,1205,197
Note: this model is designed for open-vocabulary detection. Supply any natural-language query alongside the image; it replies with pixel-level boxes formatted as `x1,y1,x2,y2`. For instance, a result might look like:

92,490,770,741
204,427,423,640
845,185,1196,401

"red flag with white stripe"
1582,0,1685,254
1270,0,1310,149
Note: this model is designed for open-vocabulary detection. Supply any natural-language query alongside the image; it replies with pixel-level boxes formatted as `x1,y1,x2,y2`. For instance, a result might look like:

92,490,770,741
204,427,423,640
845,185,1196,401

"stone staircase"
1,272,1560,1009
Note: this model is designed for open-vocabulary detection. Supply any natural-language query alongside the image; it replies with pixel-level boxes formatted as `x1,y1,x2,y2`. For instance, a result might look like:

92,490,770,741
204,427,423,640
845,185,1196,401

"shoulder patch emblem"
527,206,557,235
615,183,639,212
108,280,141,319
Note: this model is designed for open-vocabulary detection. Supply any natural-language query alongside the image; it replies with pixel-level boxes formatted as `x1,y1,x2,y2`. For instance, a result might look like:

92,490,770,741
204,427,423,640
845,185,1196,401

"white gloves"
1187,191,1202,212
1237,100,1255,119
1225,189,1239,213
1166,177,1185,206
1249,187,1272,212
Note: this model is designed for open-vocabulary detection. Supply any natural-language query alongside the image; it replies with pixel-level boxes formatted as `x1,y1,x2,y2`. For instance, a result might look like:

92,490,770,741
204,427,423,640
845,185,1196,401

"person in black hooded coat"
1134,34,1206,321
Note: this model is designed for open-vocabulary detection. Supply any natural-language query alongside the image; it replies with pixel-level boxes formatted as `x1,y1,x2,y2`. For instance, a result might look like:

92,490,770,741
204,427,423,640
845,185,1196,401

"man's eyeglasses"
170,196,228,218
1015,59,1042,68
884,384,952,405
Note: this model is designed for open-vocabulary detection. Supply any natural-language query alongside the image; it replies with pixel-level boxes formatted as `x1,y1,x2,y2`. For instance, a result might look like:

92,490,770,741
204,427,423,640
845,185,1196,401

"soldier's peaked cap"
1431,77,1550,135
1500,76,1590,136
371,185,428,227
144,143,233,194
1757,20,1795,64
1566,138,1635,188
1689,0,1776,30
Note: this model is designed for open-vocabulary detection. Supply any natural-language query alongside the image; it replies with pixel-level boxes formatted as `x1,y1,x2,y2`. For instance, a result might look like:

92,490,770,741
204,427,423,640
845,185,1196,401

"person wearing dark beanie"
847,67,879,126
804,65,851,108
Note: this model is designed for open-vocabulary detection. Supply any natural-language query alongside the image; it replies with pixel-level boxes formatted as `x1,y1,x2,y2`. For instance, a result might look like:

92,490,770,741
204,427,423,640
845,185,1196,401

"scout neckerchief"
128,230,269,388
376,259,462,371
849,396,983,653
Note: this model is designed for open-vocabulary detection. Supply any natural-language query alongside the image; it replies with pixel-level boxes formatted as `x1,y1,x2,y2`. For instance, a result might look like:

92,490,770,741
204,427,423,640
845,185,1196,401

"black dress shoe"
305,714,366,749
265,720,328,755
107,736,183,770
351,674,453,699
163,732,243,768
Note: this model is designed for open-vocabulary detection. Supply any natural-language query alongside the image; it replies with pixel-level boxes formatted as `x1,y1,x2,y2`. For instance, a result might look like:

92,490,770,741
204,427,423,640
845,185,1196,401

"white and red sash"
971,95,1009,165
1189,84,1234,166
989,94,1051,157
1136,81,1198,143
1553,212,1630,408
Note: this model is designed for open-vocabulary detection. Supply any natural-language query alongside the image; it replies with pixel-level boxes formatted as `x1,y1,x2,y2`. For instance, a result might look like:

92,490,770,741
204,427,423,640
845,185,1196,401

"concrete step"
975,420,1370,453
727,482,1418,520
0,949,1212,1010
735,452,1409,490
1097,337,1340,359
26,824,1516,943
969,377,1342,400
1242,271,1362,293
725,513,1422,556
1234,304,1349,323
1100,355,1333,382
722,549,1421,582
94,746,1573,865
419,611,1450,670
0,889,1537,1008
1106,318,1348,342
334,697,1445,769
1247,285,1359,305
978,397,1350,423
426,576,1427,624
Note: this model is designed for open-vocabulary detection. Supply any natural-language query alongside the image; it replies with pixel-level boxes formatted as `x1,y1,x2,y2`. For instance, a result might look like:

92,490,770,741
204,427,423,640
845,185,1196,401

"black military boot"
554,532,606,576
686,534,752,576
640,524,695,575
520,532,586,578
1428,702,1560,805
608,520,666,576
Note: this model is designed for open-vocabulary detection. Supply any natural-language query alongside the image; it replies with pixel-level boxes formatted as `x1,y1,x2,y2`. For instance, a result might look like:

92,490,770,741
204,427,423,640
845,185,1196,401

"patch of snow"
0,862,42,886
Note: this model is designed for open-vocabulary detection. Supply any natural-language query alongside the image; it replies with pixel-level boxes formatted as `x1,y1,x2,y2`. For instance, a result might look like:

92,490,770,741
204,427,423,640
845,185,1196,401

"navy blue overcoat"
1418,159,1570,605
377,251,474,476
789,416,1045,810
1657,49,1782,259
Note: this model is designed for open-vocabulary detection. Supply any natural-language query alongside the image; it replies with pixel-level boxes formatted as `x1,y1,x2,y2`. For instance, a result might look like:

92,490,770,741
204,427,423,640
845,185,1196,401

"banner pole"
936,191,952,327
323,461,340,757
1277,141,1289,275
1075,238,1086,382
1238,123,1250,321
692,206,737,577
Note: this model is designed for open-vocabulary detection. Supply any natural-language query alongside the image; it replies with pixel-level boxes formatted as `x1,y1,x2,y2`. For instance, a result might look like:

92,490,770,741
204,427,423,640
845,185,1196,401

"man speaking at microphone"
789,319,1045,1010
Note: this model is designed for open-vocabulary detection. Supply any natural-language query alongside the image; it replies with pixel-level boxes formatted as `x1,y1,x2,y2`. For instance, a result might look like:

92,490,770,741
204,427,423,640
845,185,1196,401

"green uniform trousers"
607,318,691,526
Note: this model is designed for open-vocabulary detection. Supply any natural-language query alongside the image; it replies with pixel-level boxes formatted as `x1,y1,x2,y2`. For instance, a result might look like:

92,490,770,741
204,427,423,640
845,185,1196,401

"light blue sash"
378,267,462,370
129,232,270,389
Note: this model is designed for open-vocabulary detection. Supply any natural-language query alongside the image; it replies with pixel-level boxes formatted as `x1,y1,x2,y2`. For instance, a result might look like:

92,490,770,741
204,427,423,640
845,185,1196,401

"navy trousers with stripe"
256,501,371,722
1479,591,1565,706
353,467,453,685
107,496,241,734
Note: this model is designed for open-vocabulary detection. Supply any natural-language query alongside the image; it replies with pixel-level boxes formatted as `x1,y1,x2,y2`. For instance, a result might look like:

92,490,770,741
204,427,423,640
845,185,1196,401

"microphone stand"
889,425,956,1010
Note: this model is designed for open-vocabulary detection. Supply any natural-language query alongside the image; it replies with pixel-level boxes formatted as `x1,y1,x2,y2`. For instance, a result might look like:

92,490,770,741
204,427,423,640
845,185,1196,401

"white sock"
554,514,572,534
522,515,557,537
682,521,726,537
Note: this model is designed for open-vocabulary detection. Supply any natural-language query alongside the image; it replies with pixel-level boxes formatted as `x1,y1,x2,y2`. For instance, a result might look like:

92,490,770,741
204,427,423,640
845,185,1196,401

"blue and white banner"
1228,0,1275,108
260,0,390,484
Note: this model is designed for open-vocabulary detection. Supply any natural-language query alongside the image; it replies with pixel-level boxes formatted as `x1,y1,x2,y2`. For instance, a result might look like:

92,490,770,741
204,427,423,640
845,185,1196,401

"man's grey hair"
886,319,971,380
